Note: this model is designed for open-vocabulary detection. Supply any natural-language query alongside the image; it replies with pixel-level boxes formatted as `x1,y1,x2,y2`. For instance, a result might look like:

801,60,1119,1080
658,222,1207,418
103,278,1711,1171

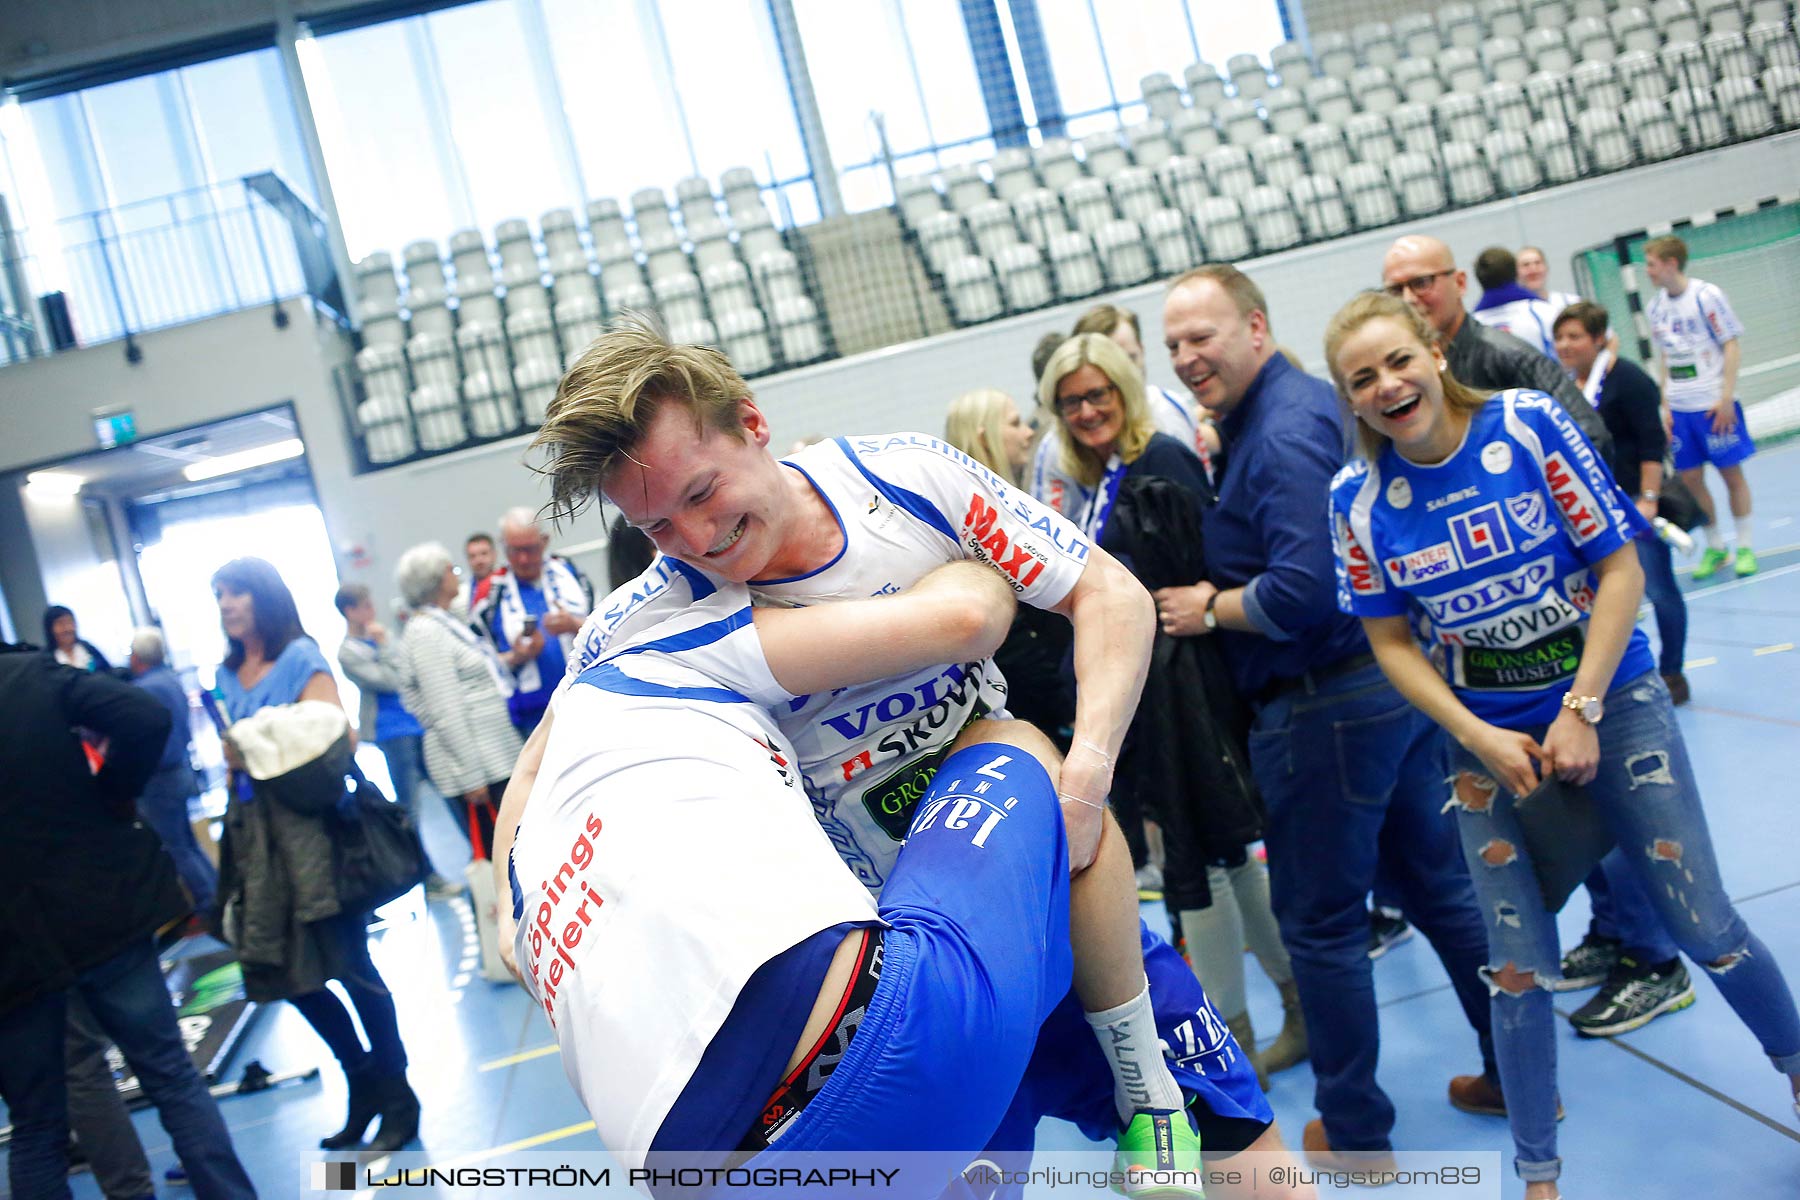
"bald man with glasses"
1381,235,1610,456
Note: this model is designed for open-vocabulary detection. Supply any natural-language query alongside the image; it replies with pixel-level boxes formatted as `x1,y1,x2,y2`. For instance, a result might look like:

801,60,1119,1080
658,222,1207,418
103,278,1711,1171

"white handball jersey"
1029,383,1200,517
1648,277,1746,412
563,433,1092,890
1472,297,1560,359
514,584,880,1167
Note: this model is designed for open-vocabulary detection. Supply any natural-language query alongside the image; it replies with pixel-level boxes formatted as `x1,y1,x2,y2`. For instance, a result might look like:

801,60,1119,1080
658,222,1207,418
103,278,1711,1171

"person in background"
1644,234,1758,581
0,641,256,1200
944,387,1075,748
128,627,217,915
43,605,113,674
475,508,594,736
1325,289,1800,1199
1159,265,1498,1169
454,533,498,619
1470,247,1559,360
210,557,419,1154
334,583,461,897
395,542,524,858
606,513,657,592
1520,246,1619,356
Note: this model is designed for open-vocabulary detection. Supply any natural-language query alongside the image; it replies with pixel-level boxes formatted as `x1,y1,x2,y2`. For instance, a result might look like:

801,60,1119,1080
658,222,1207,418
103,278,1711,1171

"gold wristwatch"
1561,693,1604,726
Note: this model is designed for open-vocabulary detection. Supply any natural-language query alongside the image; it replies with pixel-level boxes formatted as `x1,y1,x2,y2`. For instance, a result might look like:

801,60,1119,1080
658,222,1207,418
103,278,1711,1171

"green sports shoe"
1735,547,1758,577
1692,546,1729,581
1114,1109,1205,1198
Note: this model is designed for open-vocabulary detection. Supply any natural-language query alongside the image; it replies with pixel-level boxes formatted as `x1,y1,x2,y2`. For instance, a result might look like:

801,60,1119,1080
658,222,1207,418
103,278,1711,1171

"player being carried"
495,316,1296,1194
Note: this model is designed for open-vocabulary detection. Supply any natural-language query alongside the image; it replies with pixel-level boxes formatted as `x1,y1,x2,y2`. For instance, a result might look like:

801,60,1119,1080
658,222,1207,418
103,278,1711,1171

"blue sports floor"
8,446,1800,1200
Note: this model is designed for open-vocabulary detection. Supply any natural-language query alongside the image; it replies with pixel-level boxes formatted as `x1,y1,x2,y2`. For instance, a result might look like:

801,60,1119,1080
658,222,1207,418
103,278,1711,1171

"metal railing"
0,173,347,366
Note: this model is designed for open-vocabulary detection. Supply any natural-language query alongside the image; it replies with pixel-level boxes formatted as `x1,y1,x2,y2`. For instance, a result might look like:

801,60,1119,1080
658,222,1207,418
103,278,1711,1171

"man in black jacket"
0,646,255,1200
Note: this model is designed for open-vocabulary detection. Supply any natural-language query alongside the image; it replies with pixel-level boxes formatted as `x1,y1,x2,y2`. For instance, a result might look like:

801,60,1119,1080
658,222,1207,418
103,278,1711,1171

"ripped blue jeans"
1447,671,1800,1183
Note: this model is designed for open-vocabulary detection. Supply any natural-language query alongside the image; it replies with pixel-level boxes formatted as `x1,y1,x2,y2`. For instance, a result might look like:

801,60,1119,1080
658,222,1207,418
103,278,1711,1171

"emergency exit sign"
94,409,137,448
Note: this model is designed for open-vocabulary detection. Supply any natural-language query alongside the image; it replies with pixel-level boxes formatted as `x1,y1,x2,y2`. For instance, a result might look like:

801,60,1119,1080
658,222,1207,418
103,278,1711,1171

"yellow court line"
1753,643,1795,656
1684,657,1719,669
361,1120,598,1188
479,1043,561,1072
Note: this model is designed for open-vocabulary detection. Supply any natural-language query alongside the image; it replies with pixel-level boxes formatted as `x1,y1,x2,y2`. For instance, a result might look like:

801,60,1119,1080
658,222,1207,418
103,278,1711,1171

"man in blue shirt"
1153,265,1498,1171
478,508,595,736
128,628,217,912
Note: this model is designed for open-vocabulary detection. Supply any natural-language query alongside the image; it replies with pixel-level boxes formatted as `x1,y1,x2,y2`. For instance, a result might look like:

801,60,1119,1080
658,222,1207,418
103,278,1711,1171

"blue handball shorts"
753,741,1074,1156
1671,402,1756,471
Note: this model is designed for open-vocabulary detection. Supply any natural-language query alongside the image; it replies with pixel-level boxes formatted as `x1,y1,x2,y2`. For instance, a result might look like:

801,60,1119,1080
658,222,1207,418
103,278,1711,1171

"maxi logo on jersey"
1335,510,1384,595
962,496,1048,591
1448,503,1514,567
1543,451,1604,544
1420,557,1556,623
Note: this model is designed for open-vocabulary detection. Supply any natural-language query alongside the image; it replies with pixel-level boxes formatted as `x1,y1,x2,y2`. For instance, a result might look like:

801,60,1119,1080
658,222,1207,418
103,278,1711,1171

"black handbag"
1512,776,1615,913
1656,468,1704,532
330,762,429,912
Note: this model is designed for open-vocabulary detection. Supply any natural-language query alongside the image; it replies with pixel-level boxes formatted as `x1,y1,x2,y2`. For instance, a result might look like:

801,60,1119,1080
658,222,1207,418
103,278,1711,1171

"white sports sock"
1733,514,1753,551
1704,523,1726,551
1084,984,1186,1123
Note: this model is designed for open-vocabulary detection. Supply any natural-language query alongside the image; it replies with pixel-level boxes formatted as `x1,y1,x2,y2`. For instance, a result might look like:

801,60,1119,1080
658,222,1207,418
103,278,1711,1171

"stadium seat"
507,304,561,365
943,164,993,213
1577,108,1638,168
719,167,766,221
604,278,653,316
1615,48,1673,99
700,259,757,314
1229,52,1272,99
917,210,969,275
773,295,826,364
687,217,736,273
408,384,466,453
585,197,627,246
356,251,401,315
751,249,806,306
1291,174,1352,238
359,298,406,351
991,147,1040,200
1110,166,1166,223
667,315,719,355
1527,27,1578,72
1342,162,1402,228
1271,40,1315,83
1718,73,1778,131
1388,151,1447,214
1064,177,1117,234
1081,130,1133,178
1265,86,1312,136
1216,97,1268,144
1391,103,1441,156
447,231,493,294
995,241,1054,311
1482,79,1537,131
640,226,691,285
404,330,456,398
553,294,604,364
1172,107,1223,157
549,250,599,310
1671,80,1733,142
631,186,673,229
1569,16,1620,63
1143,208,1200,275
1438,3,1485,48
1037,138,1086,190
408,298,456,341
599,251,647,305
895,175,945,228
1748,0,1790,22
1573,60,1628,110
729,210,784,268
1762,63,1800,124
1612,6,1663,52
461,356,520,441
1529,0,1573,30
1527,71,1581,124
1482,36,1533,84
1350,65,1402,113
1653,0,1705,41
1487,0,1530,39
1125,119,1178,167
1009,190,1066,249
358,388,415,464
1354,21,1402,69
1396,58,1447,105
967,198,1020,259
1346,111,1401,165
674,176,719,229
1484,127,1545,190
1443,140,1497,203
1159,155,1211,211
1094,219,1154,285
1312,32,1359,78
1298,122,1354,176
1699,0,1746,33
403,239,449,307
1705,29,1761,77
1185,61,1231,108
1622,94,1686,156
1397,13,1443,57
1529,117,1584,181
1046,230,1105,299
1305,76,1358,126
1749,20,1800,70
1436,46,1487,96
457,273,502,329
1202,144,1258,198
1664,39,1719,90
355,342,408,407
1193,196,1253,260
513,355,560,426
1572,0,1610,18
1244,185,1303,250
716,307,775,375
1142,72,1185,122
495,221,543,296
1437,92,1490,144
1249,133,1307,189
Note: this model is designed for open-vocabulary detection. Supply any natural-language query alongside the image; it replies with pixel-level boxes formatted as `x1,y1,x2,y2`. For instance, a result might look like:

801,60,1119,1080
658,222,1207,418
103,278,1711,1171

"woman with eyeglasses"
1039,333,1300,1089
1325,291,1800,1198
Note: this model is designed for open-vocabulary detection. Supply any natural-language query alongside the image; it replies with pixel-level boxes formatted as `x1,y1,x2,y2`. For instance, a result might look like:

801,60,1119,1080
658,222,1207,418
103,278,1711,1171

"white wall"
2,132,1795,627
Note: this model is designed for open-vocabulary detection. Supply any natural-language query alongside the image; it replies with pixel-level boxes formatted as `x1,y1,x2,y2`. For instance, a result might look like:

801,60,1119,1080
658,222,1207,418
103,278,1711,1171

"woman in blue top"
1323,293,1800,1197
211,558,420,1154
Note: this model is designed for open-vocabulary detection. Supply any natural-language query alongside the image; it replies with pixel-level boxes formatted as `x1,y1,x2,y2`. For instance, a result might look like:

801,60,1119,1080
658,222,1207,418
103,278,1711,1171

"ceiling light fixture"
181,438,305,482
25,470,85,496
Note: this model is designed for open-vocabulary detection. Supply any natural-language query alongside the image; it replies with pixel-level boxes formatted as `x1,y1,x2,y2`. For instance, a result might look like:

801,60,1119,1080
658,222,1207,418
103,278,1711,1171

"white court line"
1753,643,1795,656
1684,657,1720,670
1681,560,1800,600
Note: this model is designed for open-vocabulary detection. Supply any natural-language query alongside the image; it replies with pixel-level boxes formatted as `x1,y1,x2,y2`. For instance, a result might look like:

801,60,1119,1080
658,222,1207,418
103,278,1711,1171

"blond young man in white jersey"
1644,234,1757,580
495,318,1291,1191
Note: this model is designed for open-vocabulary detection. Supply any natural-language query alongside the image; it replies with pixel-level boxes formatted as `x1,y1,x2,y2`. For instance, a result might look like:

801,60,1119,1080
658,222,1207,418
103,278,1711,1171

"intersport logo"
1421,557,1556,623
